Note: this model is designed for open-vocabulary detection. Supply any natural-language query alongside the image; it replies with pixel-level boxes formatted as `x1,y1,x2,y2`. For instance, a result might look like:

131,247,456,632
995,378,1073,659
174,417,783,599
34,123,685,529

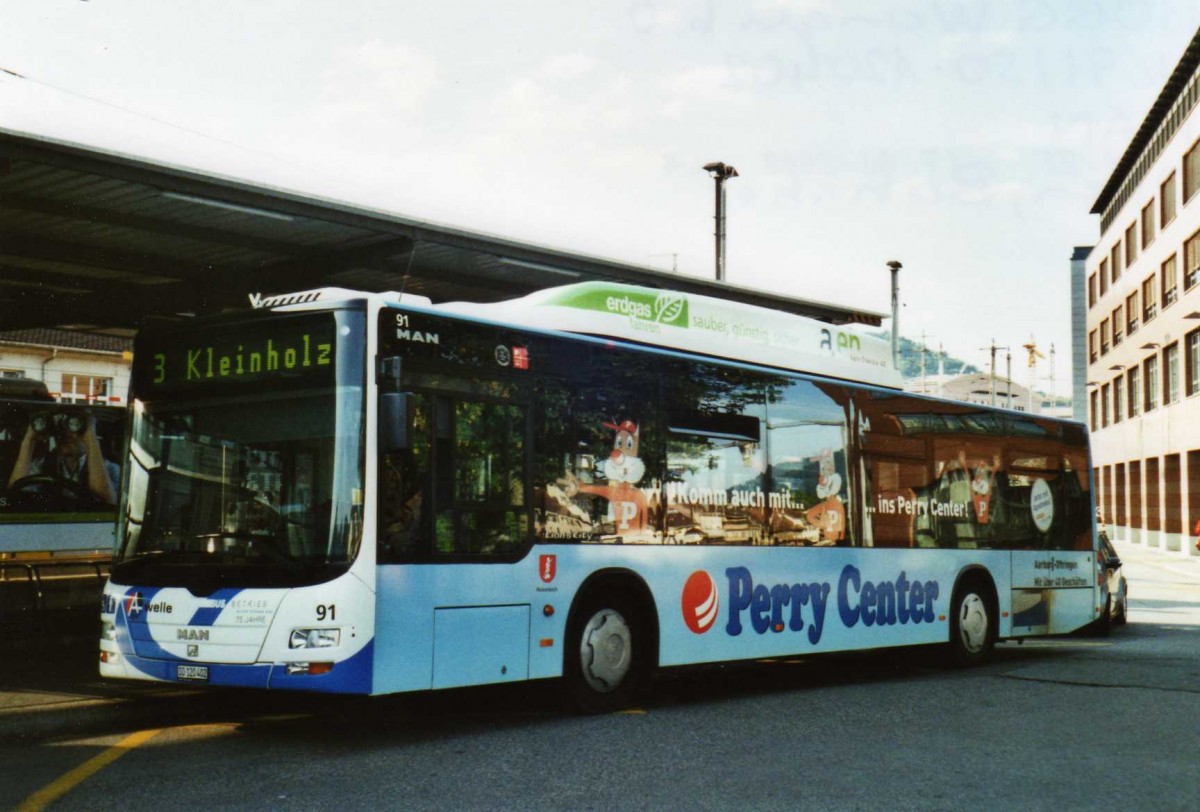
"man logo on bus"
681,570,720,634
539,554,557,584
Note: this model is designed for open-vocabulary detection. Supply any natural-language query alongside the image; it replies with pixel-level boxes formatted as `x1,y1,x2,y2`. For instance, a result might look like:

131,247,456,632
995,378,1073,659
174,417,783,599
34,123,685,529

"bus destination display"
134,314,336,395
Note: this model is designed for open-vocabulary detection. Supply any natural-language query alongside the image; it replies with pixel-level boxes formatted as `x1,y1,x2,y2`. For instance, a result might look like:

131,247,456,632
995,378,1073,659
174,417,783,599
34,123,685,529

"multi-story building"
1084,27,1200,557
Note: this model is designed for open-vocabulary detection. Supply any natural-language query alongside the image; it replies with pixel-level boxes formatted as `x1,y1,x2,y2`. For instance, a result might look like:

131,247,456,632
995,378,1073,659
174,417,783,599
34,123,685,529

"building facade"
1085,28,1200,557
0,329,132,405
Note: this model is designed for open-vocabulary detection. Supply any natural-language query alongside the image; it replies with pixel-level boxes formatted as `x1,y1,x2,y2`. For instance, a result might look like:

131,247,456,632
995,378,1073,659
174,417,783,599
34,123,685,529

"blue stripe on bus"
118,639,374,694
187,588,245,626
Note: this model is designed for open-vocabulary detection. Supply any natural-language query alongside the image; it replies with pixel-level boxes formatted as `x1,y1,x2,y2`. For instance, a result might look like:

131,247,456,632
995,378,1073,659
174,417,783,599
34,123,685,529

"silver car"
1099,534,1129,626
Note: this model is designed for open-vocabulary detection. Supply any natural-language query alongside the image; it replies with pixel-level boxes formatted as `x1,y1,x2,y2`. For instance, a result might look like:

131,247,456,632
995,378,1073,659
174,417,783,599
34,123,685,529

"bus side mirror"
381,392,413,451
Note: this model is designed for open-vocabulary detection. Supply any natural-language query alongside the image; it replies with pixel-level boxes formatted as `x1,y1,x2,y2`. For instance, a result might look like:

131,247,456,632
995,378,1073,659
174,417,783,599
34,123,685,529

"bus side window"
765,380,852,547
378,395,430,561
426,397,528,557
534,345,664,545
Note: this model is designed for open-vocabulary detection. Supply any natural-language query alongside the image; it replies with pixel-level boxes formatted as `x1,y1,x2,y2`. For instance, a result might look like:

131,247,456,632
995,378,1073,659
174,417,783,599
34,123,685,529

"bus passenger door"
374,382,534,694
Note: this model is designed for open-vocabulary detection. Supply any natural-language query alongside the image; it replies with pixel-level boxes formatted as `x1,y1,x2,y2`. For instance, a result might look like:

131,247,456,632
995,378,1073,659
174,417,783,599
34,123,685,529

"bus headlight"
289,628,340,649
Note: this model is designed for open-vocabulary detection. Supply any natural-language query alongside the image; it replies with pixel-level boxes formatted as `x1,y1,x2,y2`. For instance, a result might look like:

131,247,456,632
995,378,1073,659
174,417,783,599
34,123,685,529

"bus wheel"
948,578,995,666
565,595,639,713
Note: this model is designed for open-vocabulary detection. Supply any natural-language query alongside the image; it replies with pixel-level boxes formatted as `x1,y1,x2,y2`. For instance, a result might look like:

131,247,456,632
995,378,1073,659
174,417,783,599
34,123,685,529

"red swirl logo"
681,570,719,634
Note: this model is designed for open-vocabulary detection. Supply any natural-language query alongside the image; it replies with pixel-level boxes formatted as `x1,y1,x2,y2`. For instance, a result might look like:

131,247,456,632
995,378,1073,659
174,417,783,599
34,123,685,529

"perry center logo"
681,570,719,634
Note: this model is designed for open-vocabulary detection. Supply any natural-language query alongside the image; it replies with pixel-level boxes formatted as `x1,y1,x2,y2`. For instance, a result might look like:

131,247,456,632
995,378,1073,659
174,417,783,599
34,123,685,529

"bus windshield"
112,309,365,588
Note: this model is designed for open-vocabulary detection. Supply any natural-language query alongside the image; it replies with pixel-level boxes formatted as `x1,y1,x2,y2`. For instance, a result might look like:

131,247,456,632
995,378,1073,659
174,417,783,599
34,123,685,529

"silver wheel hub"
579,609,632,693
958,593,988,653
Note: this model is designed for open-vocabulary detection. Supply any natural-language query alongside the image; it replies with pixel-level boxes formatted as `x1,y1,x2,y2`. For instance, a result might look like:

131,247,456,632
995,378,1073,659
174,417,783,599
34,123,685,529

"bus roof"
260,281,903,389
437,281,903,389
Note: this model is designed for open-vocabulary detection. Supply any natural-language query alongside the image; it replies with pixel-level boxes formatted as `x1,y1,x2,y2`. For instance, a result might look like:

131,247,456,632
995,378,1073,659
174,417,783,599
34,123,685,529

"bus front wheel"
564,594,641,713
948,578,996,666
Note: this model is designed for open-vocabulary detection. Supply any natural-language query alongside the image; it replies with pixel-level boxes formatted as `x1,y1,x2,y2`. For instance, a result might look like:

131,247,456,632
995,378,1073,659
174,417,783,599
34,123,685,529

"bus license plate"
177,664,209,681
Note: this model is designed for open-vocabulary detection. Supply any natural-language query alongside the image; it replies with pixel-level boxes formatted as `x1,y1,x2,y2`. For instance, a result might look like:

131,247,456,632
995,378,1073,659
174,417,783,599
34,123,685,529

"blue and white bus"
100,283,1102,709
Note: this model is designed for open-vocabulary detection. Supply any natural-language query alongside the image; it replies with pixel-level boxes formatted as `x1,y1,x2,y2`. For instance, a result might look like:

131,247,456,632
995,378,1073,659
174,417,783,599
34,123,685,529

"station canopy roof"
0,96,883,338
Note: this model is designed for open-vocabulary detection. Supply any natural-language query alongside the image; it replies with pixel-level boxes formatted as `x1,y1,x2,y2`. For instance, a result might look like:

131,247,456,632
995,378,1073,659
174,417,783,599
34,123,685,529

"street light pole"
704,162,739,282
886,260,902,369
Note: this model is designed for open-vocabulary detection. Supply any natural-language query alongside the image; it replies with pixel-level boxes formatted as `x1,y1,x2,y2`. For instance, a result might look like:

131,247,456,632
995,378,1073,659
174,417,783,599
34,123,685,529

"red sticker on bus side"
539,554,556,583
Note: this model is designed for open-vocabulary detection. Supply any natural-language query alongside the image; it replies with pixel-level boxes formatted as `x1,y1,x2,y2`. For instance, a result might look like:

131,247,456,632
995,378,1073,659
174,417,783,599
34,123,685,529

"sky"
2,0,1199,396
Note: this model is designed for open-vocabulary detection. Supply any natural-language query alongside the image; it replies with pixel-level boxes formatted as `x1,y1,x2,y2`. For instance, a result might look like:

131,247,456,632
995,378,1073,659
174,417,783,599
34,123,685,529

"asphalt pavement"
1,631,195,738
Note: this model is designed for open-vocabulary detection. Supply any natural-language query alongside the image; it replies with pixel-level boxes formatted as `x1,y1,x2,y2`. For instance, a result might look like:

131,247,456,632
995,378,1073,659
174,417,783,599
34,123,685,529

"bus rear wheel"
948,578,996,666
564,594,641,713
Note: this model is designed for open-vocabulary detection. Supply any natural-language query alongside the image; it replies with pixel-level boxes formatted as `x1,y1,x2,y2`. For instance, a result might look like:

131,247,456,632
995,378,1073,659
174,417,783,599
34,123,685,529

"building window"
1112,305,1124,346
1144,355,1160,412
1,369,23,379
1089,330,1098,363
1186,228,1200,290
1101,383,1110,427
1142,200,1156,248
1088,273,1098,308
1187,328,1200,397
1100,259,1110,296
1162,172,1177,226
1090,389,1099,431
1115,461,1127,525
1113,375,1123,423
1128,366,1141,417
1163,254,1178,307
1125,223,1137,266
59,374,112,404
1142,276,1158,323
1185,139,1200,203
1100,319,1111,355
1165,343,1180,405
1126,291,1139,334
1111,242,1122,283
1146,457,1161,533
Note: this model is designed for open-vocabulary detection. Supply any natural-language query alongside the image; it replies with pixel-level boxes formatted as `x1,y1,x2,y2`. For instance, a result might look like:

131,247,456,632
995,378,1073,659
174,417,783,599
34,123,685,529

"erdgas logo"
681,570,720,634
652,292,687,325
553,284,690,328
603,292,689,327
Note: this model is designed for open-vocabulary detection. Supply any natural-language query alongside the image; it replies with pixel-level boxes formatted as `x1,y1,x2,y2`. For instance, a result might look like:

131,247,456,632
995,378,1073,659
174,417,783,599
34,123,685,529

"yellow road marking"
17,728,161,812
617,708,647,715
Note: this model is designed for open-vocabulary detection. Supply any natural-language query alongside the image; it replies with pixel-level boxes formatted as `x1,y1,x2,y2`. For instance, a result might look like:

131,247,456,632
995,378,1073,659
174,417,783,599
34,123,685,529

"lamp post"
886,260,902,368
704,162,739,282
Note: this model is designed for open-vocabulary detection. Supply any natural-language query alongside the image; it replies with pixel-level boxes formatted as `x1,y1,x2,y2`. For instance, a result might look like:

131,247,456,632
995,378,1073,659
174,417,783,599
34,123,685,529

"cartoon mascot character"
970,454,1000,524
566,419,650,533
804,448,845,544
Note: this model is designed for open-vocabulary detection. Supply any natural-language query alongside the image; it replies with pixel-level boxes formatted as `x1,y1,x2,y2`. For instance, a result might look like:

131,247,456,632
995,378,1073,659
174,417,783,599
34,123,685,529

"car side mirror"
378,355,411,452
381,392,413,452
